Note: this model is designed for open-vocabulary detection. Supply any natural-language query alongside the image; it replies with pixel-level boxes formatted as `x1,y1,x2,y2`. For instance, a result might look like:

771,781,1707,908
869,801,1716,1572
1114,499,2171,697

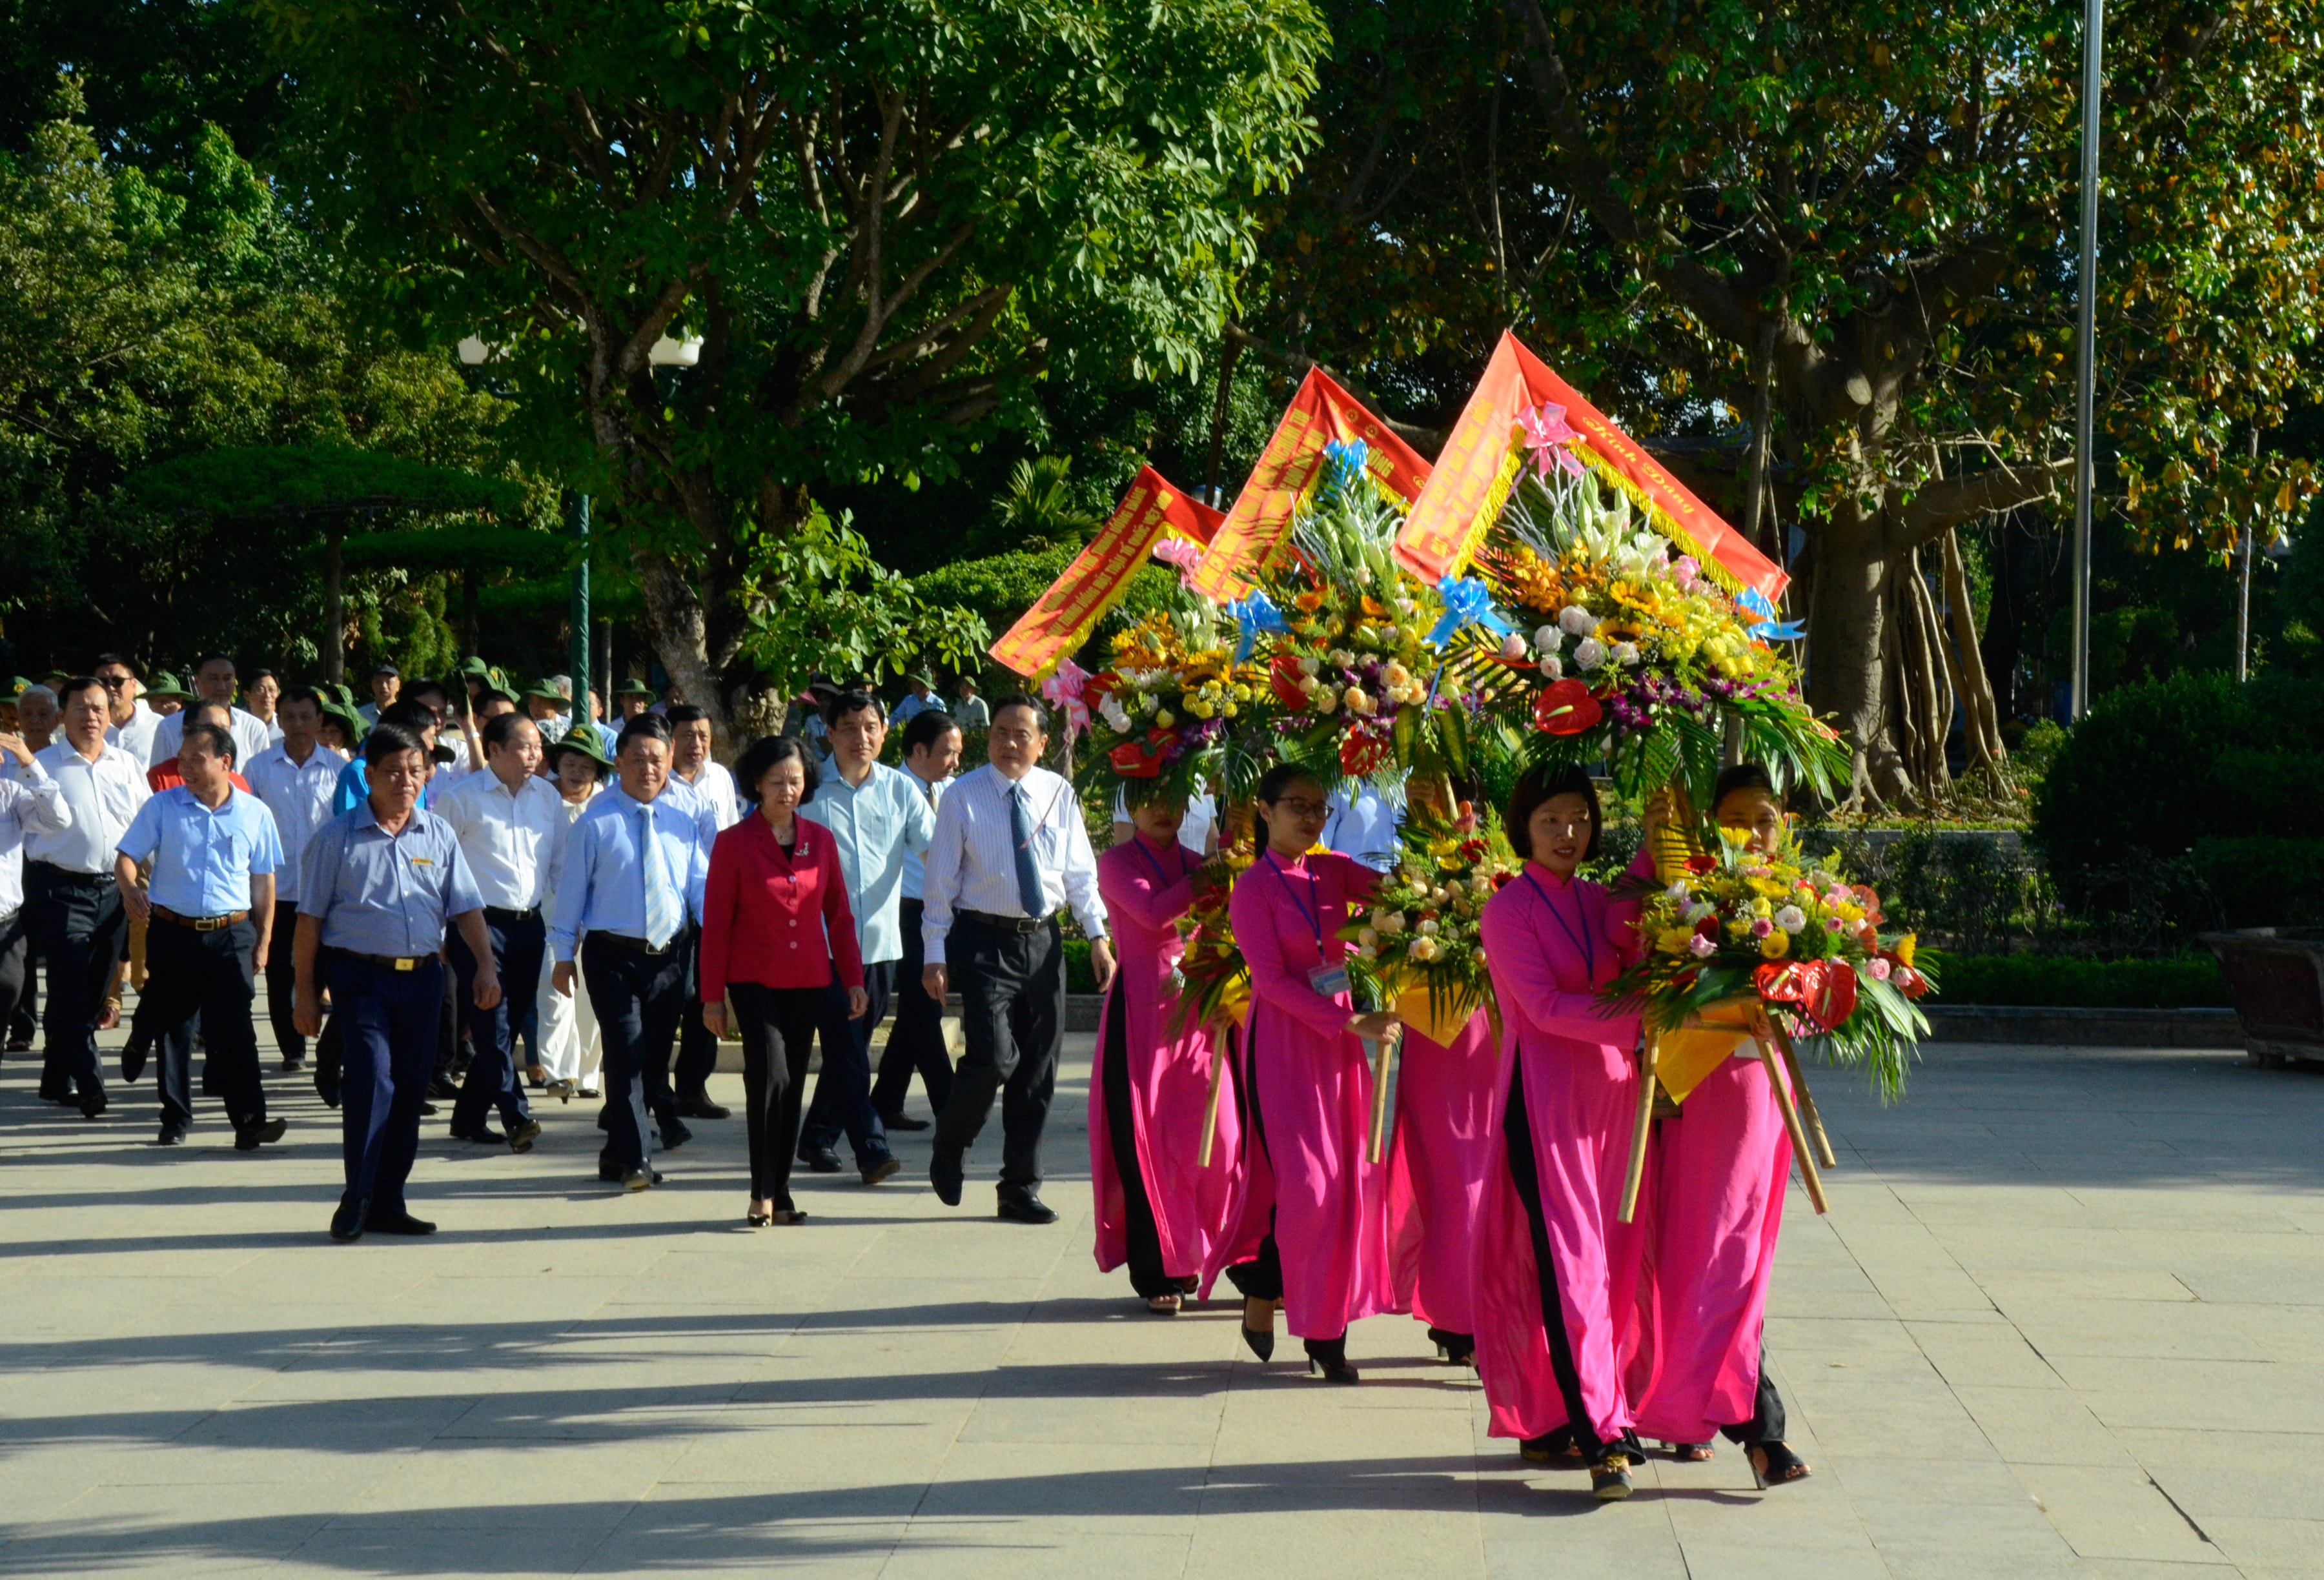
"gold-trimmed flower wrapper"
1340,813,1520,1043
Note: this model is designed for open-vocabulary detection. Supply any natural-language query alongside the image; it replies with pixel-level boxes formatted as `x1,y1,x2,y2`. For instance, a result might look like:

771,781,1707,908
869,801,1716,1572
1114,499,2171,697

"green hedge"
1061,936,1097,995
1923,949,2231,1008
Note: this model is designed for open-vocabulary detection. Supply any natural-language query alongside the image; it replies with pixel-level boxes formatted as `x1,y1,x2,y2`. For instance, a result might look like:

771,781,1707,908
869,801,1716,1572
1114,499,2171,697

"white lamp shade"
649,336,702,367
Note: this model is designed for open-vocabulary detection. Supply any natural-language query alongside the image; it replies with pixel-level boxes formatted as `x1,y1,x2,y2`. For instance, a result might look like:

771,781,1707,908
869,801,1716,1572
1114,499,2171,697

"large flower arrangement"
1341,809,1519,1041
1604,833,1934,1098
1473,447,1849,810
1255,443,1526,787
1075,607,1272,814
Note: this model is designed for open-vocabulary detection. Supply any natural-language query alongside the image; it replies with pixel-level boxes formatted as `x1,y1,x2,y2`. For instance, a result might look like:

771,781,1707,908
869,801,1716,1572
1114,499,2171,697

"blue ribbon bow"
1226,589,1292,662
1737,586,1806,642
1427,576,1516,648
1319,439,1370,503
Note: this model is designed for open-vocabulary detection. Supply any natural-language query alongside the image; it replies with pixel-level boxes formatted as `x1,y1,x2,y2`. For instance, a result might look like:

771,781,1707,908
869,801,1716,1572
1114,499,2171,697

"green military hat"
145,672,193,703
480,681,524,708
8,676,30,697
546,728,614,775
523,682,566,704
614,677,656,699
456,656,492,679
317,699,366,744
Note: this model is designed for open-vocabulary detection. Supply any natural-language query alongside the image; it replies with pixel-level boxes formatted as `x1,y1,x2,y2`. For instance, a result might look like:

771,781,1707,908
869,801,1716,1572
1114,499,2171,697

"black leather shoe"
235,1118,288,1151
449,1124,505,1146
797,1144,841,1174
329,1194,371,1242
878,1109,930,1132
156,1124,187,1147
121,1037,149,1083
79,1090,108,1119
427,1074,459,1100
861,1155,901,1186
677,1095,730,1120
659,1119,693,1151
281,1056,305,1072
930,1150,963,1207
418,1101,438,1117
622,1167,662,1192
369,1210,436,1235
996,1191,1058,1226
507,1119,542,1153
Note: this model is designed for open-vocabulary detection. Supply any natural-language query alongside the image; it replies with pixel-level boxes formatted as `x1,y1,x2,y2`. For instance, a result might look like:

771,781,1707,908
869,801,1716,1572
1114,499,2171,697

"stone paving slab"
3,1011,2320,1577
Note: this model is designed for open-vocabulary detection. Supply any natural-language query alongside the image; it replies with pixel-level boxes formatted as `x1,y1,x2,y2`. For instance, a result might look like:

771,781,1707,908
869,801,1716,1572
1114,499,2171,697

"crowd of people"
0,651,1807,1500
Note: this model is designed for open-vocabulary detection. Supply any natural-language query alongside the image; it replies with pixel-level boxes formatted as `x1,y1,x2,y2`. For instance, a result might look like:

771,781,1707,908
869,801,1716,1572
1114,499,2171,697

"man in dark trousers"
920,694,1116,1222
113,721,287,1149
293,722,500,1241
549,714,709,1191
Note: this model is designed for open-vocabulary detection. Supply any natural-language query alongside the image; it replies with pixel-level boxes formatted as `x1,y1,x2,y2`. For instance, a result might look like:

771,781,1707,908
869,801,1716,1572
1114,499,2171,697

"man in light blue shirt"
113,720,287,1150
295,720,498,1242
1325,782,1402,871
548,713,710,1191
244,685,344,1069
888,673,937,727
873,707,962,1131
793,689,930,1178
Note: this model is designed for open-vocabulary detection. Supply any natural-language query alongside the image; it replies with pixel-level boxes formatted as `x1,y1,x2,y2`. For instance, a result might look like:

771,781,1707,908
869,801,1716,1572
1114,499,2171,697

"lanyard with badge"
1267,848,1349,998
1524,869,1596,982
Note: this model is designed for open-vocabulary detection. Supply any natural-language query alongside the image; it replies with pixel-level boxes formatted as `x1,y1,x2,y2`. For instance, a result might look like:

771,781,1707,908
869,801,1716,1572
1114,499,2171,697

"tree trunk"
1802,503,1902,802
1940,528,2008,782
323,516,345,685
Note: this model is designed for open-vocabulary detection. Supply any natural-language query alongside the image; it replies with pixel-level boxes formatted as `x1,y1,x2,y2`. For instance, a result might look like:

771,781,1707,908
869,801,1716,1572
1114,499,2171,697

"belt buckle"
394,957,415,972
194,915,224,933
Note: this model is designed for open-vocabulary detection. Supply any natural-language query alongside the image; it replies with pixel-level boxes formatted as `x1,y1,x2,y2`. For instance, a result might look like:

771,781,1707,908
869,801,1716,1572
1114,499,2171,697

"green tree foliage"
258,0,1329,738
734,505,991,710
0,85,528,674
1244,0,2324,803
0,0,283,167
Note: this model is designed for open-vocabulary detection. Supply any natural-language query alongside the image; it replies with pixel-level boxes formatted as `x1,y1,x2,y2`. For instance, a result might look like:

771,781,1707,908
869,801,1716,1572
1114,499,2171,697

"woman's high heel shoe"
746,1202,772,1228
1239,1296,1276,1362
1748,1440,1809,1488
1304,1337,1360,1384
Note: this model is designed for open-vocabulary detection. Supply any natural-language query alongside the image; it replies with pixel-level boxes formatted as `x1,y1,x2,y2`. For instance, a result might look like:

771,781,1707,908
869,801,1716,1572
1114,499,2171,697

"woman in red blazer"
700,736,867,1226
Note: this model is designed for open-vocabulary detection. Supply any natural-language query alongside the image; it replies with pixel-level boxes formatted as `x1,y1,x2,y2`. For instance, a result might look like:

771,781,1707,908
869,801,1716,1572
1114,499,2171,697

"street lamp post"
456,330,702,727
2068,0,2105,721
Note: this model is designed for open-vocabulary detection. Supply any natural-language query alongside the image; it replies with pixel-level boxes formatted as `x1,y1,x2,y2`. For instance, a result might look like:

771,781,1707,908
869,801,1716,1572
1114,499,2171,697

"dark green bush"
1924,949,2231,1008
2033,670,2321,927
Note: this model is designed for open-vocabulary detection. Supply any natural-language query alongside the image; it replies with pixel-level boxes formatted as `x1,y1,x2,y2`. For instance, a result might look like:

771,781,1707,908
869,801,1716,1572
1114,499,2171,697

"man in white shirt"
244,669,285,746
150,654,274,767
93,654,159,767
436,712,561,1151
244,687,344,1069
27,675,150,1115
872,707,962,1131
1325,782,1402,871
5,685,58,1048
357,662,400,727
921,693,1116,1222
795,689,933,1179
661,703,743,1120
0,726,68,1080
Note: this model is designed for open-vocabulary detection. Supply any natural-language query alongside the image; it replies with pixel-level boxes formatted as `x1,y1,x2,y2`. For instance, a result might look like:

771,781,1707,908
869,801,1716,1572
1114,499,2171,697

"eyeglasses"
1270,798,1328,818
96,675,132,691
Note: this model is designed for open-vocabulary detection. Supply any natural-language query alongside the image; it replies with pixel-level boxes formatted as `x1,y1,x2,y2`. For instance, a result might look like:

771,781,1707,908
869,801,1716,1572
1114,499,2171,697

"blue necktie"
1010,784,1047,920
641,802,680,949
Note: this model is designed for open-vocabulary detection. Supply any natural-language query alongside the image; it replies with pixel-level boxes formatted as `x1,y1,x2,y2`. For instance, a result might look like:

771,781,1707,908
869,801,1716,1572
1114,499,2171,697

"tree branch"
1896,456,2070,545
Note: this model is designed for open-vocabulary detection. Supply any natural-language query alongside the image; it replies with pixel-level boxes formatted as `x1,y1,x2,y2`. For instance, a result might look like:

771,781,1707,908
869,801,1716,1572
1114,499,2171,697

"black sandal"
1145,1293,1181,1315
1590,1451,1635,1501
1669,1441,1714,1462
1748,1440,1809,1488
1520,1428,1582,1464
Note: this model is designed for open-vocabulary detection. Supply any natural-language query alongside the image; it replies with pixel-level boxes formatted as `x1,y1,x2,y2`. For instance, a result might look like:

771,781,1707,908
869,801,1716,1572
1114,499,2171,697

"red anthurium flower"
1340,731,1390,776
1532,678,1603,736
1686,854,1717,875
1269,654,1309,711
1108,739,1164,778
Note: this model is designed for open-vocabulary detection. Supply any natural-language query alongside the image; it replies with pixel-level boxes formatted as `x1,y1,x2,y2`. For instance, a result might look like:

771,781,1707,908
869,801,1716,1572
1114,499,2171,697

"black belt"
331,948,436,972
29,862,109,888
957,908,1050,935
589,931,677,957
484,905,542,925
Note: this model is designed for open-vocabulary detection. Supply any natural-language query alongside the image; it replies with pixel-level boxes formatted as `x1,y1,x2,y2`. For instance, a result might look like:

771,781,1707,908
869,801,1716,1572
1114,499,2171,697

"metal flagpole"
2069,0,2105,721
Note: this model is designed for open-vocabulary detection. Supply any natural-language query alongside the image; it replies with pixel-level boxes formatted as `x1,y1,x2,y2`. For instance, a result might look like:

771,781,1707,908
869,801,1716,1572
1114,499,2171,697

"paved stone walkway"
3,1017,2319,1577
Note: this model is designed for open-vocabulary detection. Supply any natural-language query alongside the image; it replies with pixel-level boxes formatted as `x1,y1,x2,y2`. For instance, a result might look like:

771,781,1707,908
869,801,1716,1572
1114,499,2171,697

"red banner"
1394,332,1788,602
989,467,1223,678
1190,368,1432,600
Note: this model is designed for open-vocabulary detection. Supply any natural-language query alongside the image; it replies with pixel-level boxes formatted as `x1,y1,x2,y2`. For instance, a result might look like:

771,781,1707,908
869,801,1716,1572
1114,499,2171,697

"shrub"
1923,949,2231,1008
2033,670,2321,928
